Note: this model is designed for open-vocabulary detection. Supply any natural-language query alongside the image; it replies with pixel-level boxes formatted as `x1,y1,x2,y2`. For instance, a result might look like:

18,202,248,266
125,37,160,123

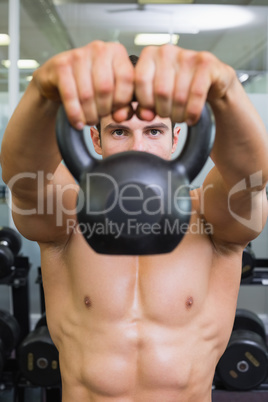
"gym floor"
0,388,42,402
213,391,268,401
0,382,61,402
0,389,268,402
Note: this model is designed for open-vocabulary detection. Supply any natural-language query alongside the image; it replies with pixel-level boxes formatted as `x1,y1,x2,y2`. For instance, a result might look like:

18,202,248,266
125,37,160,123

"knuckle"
111,42,127,55
197,51,215,67
120,68,134,85
173,92,187,107
191,86,205,99
158,44,173,59
61,87,75,102
135,73,148,88
139,45,155,58
115,68,134,93
87,40,105,53
79,89,94,104
97,79,114,98
155,84,171,100
71,48,85,63
178,48,195,63
52,52,70,70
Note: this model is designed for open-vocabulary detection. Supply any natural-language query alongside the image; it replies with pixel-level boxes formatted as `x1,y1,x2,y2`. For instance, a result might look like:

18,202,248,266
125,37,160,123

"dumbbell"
0,310,20,376
0,227,22,279
241,244,255,279
216,309,268,391
18,313,61,387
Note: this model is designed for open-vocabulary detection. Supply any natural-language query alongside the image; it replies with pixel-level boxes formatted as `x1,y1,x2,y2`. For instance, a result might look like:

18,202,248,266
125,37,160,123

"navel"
84,296,92,309
185,296,194,309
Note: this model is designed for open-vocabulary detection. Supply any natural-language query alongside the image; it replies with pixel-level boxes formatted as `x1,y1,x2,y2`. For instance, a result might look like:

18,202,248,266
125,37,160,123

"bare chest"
41,229,241,330
41,232,242,400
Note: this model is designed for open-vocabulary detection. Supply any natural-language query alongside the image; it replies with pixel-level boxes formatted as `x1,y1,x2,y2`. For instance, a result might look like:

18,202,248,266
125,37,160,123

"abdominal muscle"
40,226,242,402
57,311,218,402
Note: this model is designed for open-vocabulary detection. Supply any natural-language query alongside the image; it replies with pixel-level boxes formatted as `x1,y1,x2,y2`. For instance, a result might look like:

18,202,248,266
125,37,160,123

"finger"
170,49,197,123
91,44,115,119
135,47,156,111
71,48,99,126
153,45,176,118
136,106,156,121
55,63,86,129
186,65,211,125
171,67,192,123
112,105,134,122
184,51,222,125
112,45,135,110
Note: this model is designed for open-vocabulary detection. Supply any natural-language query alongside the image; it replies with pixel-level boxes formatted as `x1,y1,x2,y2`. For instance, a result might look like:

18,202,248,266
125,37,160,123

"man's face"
91,104,179,160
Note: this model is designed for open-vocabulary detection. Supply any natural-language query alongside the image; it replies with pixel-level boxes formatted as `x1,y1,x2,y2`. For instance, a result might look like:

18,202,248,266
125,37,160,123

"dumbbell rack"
34,267,62,402
240,256,268,393
212,381,268,401
0,255,30,400
213,257,268,399
0,256,30,344
0,260,61,402
241,258,268,285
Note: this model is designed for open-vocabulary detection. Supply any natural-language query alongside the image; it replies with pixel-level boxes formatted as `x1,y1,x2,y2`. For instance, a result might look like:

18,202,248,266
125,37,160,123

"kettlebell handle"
56,104,215,183
56,106,97,182
174,104,215,182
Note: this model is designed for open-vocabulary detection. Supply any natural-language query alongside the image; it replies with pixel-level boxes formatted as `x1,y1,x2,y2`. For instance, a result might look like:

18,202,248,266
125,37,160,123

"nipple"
84,296,92,308
186,297,193,309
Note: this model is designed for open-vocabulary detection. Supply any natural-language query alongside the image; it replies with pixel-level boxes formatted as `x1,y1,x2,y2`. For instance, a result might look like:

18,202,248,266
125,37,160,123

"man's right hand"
33,40,135,129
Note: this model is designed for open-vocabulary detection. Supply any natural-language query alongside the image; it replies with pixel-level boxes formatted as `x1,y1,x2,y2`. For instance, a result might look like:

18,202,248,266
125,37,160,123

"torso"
40,212,243,402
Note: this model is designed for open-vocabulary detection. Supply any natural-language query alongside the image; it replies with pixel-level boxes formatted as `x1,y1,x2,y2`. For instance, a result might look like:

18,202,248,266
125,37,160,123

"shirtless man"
1,41,268,401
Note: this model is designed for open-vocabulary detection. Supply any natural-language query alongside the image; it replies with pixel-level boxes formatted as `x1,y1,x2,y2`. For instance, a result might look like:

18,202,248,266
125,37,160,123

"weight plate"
217,330,268,391
0,227,22,255
0,310,20,354
35,313,47,329
18,326,61,386
0,246,14,278
234,309,266,341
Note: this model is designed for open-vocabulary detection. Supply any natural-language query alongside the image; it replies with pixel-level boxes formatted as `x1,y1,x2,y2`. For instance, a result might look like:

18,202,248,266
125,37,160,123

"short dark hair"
96,54,175,143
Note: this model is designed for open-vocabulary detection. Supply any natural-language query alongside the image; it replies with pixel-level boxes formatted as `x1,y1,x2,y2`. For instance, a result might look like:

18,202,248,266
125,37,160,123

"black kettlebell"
56,104,215,255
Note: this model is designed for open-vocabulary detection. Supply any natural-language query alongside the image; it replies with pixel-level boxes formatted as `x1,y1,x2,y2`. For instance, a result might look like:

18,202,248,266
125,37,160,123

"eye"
149,129,161,136
112,129,125,137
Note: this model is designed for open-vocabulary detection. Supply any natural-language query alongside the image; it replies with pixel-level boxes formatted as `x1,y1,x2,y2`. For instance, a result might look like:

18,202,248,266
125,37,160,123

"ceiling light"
239,73,249,83
0,34,10,46
1,59,40,69
135,33,180,46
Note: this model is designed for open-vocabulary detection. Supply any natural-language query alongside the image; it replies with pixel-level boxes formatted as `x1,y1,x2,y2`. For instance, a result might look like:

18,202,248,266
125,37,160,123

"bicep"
197,166,267,246
11,163,79,245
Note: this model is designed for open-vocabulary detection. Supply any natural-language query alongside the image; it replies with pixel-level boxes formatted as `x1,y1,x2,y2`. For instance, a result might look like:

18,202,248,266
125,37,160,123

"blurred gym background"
0,1,267,400
1,0,267,332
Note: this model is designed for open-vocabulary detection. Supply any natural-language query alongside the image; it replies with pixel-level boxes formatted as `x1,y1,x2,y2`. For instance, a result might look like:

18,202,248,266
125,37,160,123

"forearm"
1,78,62,194
209,75,268,191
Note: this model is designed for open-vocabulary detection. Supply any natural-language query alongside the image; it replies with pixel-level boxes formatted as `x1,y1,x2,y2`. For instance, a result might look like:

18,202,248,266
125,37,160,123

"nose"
130,134,146,152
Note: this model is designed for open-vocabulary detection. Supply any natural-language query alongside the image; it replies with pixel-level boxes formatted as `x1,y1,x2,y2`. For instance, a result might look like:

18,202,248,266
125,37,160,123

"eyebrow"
104,122,170,131
104,123,130,131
